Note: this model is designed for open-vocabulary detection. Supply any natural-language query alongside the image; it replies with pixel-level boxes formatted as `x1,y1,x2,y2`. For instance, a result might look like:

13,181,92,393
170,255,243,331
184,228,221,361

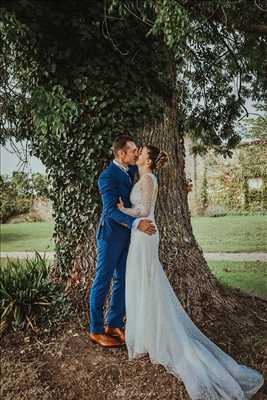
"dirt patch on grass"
1,320,266,400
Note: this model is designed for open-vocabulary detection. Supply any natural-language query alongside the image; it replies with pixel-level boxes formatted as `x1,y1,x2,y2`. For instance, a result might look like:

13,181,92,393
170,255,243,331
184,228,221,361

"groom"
87,135,156,347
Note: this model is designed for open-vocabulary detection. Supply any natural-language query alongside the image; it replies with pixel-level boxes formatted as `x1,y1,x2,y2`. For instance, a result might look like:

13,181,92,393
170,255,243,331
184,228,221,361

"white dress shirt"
113,159,129,173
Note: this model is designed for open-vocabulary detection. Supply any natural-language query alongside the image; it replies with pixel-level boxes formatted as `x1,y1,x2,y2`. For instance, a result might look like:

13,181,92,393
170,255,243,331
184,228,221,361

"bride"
117,145,264,400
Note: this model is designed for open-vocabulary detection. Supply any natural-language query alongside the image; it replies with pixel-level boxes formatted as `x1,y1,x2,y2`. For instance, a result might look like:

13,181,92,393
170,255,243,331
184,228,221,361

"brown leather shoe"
104,327,125,343
86,332,122,348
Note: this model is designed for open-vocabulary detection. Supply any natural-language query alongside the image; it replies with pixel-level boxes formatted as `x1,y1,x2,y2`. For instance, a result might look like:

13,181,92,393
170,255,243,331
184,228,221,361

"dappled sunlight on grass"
0,222,55,252
192,215,267,252
208,261,267,299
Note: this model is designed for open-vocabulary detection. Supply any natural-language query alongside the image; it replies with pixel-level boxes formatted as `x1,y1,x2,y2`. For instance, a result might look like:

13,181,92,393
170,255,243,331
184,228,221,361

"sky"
1,142,46,176
0,98,260,177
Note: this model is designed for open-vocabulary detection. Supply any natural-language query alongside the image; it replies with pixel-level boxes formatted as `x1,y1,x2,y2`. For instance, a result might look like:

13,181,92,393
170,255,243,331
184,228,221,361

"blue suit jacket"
96,162,138,242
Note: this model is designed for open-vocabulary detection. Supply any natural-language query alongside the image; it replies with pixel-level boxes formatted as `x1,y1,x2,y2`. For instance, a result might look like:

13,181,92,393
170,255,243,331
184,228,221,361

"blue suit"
88,161,138,333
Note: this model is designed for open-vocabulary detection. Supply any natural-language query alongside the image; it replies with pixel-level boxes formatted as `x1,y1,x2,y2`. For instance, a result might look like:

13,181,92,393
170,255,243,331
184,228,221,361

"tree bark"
60,63,267,341
63,63,267,340
137,63,267,334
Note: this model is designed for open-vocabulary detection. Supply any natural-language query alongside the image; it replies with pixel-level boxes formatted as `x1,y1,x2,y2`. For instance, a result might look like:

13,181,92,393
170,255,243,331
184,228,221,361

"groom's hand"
137,219,156,235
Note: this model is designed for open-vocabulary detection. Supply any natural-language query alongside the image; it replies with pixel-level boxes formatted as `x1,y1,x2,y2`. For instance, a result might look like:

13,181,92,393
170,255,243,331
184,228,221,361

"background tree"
1,1,267,334
242,102,267,140
31,172,50,198
0,172,32,222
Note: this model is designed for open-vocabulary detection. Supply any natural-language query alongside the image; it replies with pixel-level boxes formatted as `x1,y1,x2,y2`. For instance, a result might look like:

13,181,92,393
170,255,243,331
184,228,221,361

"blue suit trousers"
89,237,130,333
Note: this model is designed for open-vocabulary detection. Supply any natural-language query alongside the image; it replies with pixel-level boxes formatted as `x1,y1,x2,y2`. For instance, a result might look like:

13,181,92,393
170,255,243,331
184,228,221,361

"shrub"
0,172,50,223
0,252,69,334
205,205,227,217
0,175,33,223
227,209,267,216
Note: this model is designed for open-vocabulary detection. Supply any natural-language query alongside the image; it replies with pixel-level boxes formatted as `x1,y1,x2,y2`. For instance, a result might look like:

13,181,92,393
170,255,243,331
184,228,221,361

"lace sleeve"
120,174,154,217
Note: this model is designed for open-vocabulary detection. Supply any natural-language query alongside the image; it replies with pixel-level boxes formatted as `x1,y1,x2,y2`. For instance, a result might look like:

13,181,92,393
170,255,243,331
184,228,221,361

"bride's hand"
117,197,124,209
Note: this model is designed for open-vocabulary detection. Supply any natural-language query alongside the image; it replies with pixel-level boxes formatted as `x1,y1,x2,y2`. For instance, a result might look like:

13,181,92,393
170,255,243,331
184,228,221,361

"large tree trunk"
137,65,267,335
60,66,267,343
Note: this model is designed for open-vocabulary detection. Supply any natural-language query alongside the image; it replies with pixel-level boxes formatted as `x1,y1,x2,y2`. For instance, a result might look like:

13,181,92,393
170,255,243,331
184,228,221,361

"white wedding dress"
121,172,264,400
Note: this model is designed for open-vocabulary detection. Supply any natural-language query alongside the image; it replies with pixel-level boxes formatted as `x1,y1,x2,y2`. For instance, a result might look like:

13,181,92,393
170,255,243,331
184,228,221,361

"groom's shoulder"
98,162,115,182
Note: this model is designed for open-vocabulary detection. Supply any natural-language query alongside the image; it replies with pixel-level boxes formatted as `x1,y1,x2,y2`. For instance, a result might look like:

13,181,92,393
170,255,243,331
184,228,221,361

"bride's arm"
119,174,154,217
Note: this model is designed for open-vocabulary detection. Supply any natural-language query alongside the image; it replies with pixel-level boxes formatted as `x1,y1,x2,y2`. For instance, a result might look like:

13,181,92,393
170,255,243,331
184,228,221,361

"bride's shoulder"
140,172,158,184
148,172,157,179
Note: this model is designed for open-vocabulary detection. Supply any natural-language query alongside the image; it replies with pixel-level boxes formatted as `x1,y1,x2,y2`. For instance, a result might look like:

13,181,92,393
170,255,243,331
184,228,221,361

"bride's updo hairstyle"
145,145,168,171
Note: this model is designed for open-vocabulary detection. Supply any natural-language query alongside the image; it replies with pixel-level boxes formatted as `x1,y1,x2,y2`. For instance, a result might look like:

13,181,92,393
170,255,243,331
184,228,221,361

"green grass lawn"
191,215,267,252
0,215,267,253
208,261,267,299
0,222,54,252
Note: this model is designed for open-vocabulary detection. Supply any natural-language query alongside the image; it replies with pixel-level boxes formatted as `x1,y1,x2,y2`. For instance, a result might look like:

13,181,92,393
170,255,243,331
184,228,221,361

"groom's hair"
112,134,134,156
